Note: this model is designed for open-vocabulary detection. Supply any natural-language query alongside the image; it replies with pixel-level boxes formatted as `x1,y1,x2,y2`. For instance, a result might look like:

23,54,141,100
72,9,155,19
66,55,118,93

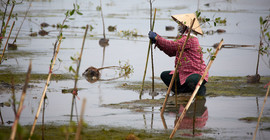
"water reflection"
161,96,208,136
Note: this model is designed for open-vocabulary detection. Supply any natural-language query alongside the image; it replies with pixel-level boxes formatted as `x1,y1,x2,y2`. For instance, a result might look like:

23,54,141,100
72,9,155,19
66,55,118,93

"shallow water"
1,0,270,139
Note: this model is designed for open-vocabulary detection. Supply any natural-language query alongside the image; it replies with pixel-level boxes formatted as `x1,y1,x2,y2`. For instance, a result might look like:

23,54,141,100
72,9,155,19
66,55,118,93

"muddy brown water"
1,0,270,139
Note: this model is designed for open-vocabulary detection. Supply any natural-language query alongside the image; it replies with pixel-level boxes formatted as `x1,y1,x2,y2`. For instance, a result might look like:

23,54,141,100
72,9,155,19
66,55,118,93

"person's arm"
155,35,186,57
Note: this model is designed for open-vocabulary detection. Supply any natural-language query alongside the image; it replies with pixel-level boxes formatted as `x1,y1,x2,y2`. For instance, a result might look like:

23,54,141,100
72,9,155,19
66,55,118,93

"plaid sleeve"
155,35,187,57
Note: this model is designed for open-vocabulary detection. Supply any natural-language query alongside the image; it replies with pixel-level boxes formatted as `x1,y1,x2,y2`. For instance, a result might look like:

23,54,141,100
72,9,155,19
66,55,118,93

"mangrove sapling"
82,61,134,83
29,36,63,139
10,61,32,140
0,21,15,64
170,39,224,139
8,0,32,50
99,0,109,47
248,15,270,83
70,25,89,123
0,0,15,48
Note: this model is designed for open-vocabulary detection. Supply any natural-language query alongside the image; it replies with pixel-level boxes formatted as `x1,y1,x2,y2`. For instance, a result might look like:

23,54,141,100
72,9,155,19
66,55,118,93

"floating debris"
38,30,49,36
165,26,175,31
212,43,255,49
108,25,117,32
216,29,226,33
40,22,50,28
99,38,109,47
8,43,17,50
29,32,37,37
247,74,260,84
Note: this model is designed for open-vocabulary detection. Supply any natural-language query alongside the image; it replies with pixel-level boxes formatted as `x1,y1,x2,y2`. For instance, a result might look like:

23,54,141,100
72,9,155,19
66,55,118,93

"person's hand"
148,31,157,43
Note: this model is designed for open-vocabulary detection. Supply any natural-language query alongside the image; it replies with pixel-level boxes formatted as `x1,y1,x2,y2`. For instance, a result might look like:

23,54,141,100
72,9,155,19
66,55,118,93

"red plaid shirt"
156,34,208,85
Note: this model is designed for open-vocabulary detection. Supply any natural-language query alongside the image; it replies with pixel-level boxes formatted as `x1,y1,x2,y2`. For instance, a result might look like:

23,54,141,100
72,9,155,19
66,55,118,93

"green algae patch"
206,76,270,97
0,72,74,84
239,117,270,123
102,95,197,112
116,76,270,97
0,124,213,140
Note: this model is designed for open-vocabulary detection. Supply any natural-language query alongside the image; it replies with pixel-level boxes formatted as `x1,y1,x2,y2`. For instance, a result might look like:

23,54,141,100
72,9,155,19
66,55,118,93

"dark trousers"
160,71,207,96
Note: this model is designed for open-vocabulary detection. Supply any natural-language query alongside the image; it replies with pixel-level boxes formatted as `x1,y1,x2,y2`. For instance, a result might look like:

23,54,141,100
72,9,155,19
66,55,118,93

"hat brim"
171,13,203,35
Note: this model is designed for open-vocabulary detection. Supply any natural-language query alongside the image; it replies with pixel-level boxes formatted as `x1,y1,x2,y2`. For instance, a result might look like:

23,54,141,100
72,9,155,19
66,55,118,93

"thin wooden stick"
10,60,32,140
149,1,155,94
139,8,156,99
70,25,88,122
12,0,32,44
3,1,15,35
29,36,63,139
253,83,270,140
75,98,87,140
170,39,224,138
160,18,196,116
0,21,15,64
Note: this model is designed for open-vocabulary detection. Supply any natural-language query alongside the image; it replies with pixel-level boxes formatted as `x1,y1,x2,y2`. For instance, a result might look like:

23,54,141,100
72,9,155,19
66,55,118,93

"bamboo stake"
170,39,224,139
149,0,155,94
253,83,270,140
0,21,15,64
29,36,63,139
10,60,32,140
70,25,88,122
75,98,87,140
139,8,156,99
160,18,196,116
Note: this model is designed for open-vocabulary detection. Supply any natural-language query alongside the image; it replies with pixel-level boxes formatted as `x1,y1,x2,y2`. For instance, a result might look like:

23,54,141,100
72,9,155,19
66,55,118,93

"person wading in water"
148,13,208,96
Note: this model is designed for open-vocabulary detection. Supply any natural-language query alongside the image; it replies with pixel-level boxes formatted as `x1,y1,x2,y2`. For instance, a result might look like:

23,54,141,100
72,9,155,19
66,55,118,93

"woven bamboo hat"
171,13,203,35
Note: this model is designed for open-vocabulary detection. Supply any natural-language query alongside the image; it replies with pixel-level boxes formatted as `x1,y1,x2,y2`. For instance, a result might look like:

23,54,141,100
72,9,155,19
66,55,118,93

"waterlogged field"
0,0,270,139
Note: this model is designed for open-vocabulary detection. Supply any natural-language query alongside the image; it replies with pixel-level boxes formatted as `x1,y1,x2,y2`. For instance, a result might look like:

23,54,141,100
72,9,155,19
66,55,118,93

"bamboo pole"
10,61,32,140
75,98,87,140
149,1,155,94
160,18,196,116
139,8,156,99
0,21,15,64
170,39,224,138
29,36,63,139
70,25,88,122
253,83,270,140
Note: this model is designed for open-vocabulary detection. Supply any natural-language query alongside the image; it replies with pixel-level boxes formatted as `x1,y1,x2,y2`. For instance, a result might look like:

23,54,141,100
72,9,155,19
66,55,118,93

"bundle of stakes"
139,8,157,99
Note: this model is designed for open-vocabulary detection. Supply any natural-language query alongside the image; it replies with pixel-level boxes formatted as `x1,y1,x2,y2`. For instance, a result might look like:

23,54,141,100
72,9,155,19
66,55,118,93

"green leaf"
70,9,75,16
76,11,83,15
65,10,70,16
70,56,75,61
214,22,217,26
259,16,263,24
263,20,267,24
205,18,210,22
58,58,62,62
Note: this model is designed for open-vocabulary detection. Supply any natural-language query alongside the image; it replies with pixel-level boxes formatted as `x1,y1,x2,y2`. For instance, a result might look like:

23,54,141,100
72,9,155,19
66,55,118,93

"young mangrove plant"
82,60,134,83
29,3,83,139
248,15,270,83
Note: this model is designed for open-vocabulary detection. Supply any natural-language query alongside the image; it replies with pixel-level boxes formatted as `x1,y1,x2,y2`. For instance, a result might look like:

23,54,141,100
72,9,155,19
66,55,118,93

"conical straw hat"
171,13,203,35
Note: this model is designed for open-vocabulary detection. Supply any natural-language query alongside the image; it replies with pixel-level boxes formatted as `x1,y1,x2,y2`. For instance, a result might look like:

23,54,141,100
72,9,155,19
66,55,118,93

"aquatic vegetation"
196,11,227,27
117,29,139,39
115,76,270,97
